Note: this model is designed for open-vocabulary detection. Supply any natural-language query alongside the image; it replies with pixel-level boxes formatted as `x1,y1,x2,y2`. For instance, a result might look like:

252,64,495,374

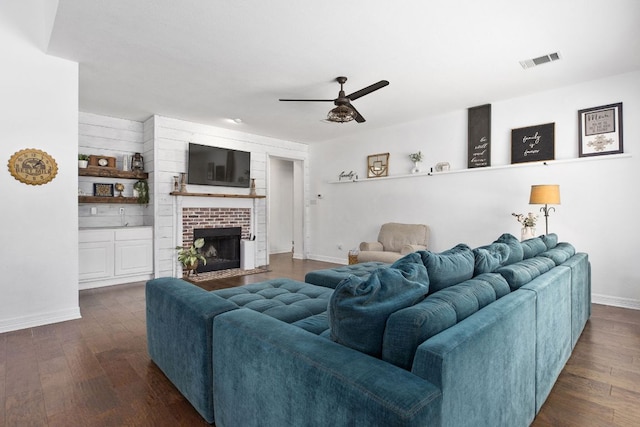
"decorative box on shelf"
89,155,116,168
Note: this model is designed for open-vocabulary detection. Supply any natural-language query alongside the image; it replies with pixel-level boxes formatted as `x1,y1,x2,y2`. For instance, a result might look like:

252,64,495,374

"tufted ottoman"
304,261,389,289
146,276,335,423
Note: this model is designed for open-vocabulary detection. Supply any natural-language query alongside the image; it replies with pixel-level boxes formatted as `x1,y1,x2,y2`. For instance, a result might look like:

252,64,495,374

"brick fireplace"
181,207,251,271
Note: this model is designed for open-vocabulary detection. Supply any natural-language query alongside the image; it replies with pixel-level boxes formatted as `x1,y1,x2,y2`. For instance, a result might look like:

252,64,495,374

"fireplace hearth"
193,227,241,273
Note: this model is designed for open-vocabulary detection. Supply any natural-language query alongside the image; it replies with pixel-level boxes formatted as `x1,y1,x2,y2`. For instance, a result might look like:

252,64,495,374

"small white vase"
521,227,536,241
411,161,420,174
78,160,88,168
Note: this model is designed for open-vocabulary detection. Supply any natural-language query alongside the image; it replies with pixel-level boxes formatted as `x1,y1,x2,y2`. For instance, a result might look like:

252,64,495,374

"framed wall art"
511,122,555,164
467,104,491,168
367,153,389,178
578,102,623,157
93,183,114,197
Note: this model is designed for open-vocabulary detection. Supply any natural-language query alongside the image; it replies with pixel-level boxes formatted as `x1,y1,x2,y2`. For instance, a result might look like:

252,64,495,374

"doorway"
268,156,304,260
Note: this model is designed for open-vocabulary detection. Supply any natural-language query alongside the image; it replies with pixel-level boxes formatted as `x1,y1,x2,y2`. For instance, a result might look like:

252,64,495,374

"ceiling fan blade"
349,104,366,123
279,98,334,102
346,80,389,101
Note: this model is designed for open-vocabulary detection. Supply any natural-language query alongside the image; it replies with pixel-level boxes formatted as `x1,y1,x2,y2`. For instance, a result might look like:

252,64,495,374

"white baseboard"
0,307,82,334
592,293,640,311
79,273,153,290
306,254,347,265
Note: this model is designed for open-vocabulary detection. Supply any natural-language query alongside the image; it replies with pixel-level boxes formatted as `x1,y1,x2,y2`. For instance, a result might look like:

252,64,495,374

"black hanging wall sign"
511,122,555,164
467,104,491,168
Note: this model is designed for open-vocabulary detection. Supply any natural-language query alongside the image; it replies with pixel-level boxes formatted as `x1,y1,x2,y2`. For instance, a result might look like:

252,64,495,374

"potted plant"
78,154,90,168
176,238,207,276
409,151,423,173
133,179,149,205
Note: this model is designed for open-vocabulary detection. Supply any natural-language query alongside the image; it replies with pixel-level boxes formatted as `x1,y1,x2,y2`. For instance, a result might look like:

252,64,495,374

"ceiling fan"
279,76,389,123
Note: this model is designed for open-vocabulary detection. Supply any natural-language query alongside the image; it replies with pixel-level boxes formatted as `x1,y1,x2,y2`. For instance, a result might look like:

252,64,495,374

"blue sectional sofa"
146,233,590,426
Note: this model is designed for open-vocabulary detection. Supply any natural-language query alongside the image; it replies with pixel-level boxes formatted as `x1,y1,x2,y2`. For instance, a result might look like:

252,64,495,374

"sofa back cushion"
418,244,475,293
328,253,429,357
538,242,576,265
521,237,548,259
494,233,524,265
382,273,510,370
378,222,429,252
496,257,556,290
473,243,511,275
541,233,559,249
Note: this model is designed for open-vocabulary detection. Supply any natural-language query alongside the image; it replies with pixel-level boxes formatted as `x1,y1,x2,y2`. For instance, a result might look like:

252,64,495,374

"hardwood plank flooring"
1,254,638,426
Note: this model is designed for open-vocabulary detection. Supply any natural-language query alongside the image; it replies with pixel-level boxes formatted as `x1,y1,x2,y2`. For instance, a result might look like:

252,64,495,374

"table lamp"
529,184,560,235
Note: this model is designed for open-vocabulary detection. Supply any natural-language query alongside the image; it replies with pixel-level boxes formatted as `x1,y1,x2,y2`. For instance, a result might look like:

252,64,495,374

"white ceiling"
47,0,640,144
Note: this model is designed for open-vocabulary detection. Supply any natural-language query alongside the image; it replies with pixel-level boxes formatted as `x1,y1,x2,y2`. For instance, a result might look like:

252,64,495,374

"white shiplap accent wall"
78,112,149,228
148,116,309,278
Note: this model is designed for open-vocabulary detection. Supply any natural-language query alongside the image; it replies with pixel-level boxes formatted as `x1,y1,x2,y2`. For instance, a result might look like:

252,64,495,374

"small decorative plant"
133,179,149,205
78,154,90,161
512,212,538,228
176,238,207,276
409,151,423,163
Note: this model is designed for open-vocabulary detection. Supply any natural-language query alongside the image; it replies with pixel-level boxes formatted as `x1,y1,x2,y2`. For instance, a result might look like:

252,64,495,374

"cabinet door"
114,239,153,276
79,241,115,281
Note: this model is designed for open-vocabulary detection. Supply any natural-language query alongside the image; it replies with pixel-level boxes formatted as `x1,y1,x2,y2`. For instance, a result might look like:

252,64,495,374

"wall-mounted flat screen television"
187,143,251,188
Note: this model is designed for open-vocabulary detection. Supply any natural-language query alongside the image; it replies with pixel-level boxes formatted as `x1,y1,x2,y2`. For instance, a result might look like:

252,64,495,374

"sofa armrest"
145,277,238,423
360,241,383,251
400,244,427,255
213,309,442,427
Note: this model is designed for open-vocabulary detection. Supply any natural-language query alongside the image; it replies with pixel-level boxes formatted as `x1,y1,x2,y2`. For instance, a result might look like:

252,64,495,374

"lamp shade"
529,184,560,205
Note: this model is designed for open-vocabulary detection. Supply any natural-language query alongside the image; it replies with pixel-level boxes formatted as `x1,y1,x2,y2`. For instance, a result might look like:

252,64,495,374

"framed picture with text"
511,122,555,164
578,102,623,157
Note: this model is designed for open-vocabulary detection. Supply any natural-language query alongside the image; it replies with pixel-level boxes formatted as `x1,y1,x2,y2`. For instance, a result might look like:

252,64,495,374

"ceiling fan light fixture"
327,105,356,123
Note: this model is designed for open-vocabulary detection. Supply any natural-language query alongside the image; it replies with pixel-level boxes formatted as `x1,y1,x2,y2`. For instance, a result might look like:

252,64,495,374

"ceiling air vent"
519,52,561,69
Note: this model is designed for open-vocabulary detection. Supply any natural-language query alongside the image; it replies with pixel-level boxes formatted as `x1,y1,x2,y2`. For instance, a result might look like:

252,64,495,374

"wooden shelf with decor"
79,167,148,180
78,196,141,204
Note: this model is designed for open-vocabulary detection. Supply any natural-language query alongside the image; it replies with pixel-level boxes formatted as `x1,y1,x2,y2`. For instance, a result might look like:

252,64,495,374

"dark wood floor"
1,254,638,426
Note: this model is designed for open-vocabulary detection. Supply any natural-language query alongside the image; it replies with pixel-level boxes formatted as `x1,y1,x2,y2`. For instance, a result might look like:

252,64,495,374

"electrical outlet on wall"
119,207,125,215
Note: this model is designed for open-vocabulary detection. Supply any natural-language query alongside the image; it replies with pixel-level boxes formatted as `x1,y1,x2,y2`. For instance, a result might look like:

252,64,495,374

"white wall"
309,71,640,309
78,112,148,228
149,116,309,278
0,1,81,332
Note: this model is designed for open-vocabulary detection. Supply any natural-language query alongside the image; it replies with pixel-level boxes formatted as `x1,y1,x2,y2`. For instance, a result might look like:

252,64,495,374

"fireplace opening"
193,227,241,273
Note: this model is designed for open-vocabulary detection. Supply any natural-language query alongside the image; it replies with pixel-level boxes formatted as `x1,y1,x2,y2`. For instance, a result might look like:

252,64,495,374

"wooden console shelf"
79,196,140,204
79,167,149,180
170,191,265,199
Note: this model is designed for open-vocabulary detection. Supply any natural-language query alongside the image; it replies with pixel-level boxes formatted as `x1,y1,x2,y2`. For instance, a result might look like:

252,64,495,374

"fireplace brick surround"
181,207,251,249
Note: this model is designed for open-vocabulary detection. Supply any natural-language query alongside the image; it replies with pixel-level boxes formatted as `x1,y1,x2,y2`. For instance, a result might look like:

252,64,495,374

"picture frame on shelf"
93,183,114,197
511,122,555,164
578,102,623,157
367,153,389,178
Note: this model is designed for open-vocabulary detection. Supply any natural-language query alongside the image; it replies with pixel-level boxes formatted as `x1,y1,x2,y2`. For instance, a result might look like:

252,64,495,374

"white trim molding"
592,293,640,311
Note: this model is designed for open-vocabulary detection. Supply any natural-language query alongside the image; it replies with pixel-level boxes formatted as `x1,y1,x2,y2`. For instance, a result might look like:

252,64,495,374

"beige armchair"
358,222,429,263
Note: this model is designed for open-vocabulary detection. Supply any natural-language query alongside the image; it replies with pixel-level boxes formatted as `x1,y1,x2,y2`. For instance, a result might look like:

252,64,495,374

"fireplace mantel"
170,191,265,199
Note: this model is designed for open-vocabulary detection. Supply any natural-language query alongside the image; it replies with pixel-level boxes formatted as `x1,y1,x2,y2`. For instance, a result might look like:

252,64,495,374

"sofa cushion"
496,257,557,290
494,233,524,265
212,279,333,324
521,237,548,259
328,253,429,357
473,243,511,275
378,223,429,252
418,244,475,293
382,273,510,370
538,242,576,265
540,233,559,249
304,261,389,289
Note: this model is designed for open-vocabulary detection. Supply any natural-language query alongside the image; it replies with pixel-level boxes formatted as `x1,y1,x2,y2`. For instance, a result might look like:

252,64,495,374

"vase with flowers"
512,212,538,241
409,151,423,174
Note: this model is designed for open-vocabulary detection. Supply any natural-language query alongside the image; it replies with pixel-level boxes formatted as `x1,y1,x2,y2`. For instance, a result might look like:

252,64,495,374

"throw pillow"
540,233,559,249
494,233,524,265
418,244,475,294
473,243,511,275
329,252,429,357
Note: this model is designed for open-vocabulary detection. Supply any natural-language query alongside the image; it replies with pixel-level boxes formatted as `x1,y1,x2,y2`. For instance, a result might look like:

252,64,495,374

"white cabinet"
79,227,153,289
